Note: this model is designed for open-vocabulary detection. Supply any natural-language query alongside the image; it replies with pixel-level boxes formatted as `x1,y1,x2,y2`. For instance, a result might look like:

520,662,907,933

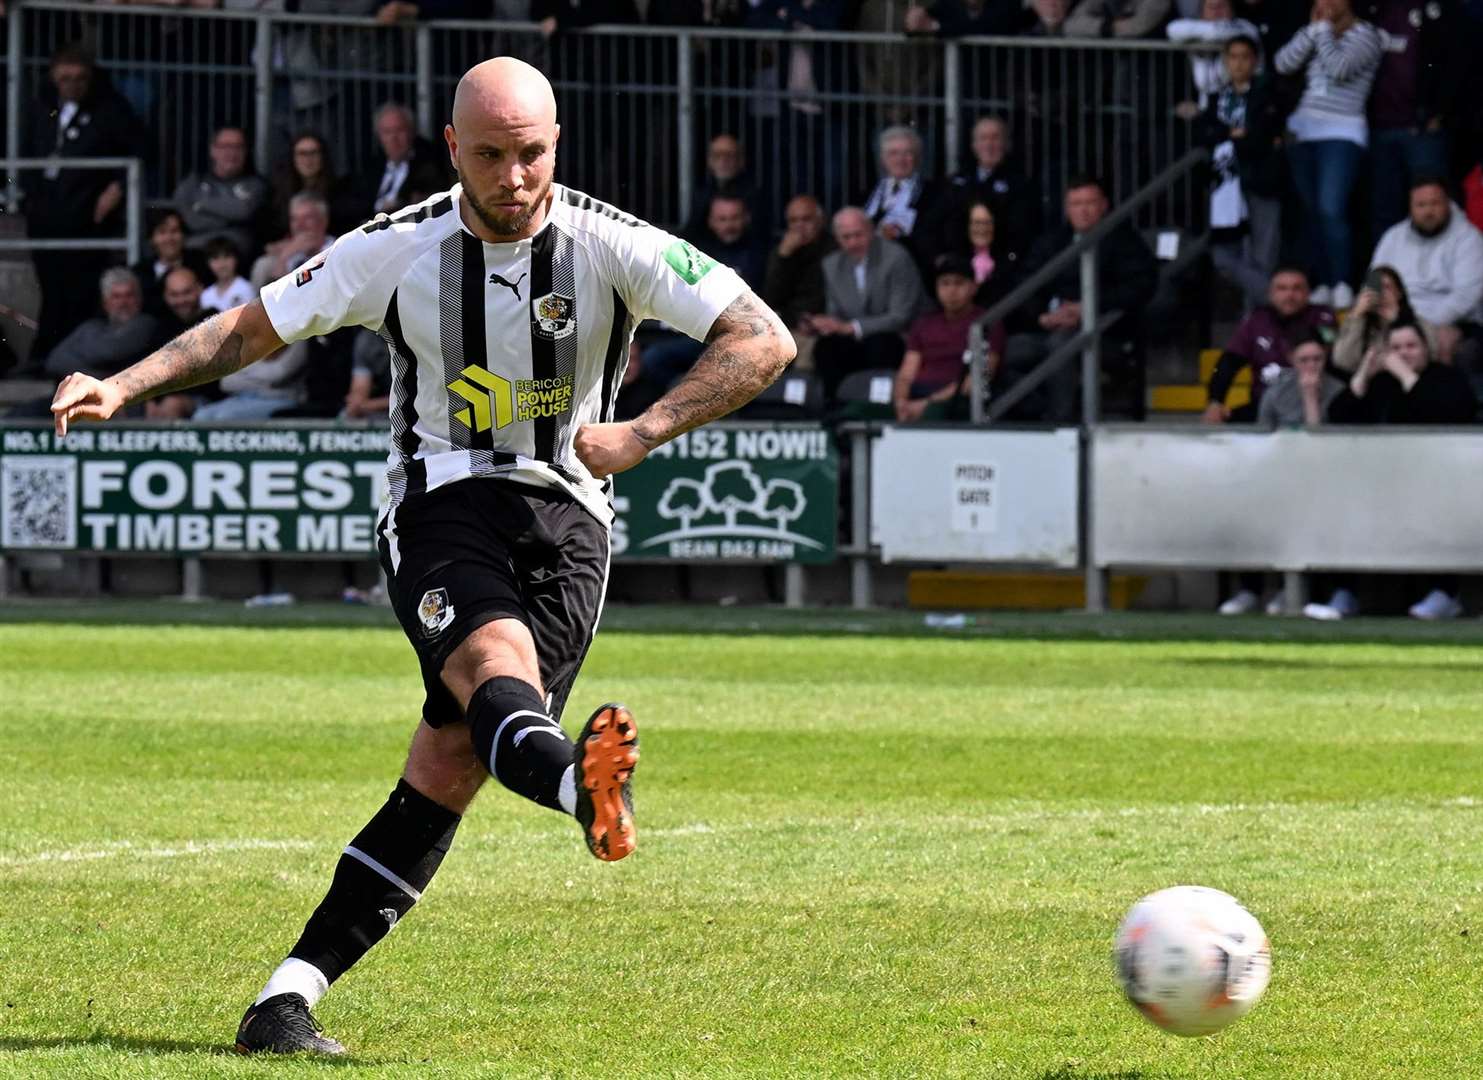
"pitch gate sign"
0,423,836,562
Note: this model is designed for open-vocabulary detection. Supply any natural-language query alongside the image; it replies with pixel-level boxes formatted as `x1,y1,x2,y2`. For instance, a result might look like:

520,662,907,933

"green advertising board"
0,423,837,562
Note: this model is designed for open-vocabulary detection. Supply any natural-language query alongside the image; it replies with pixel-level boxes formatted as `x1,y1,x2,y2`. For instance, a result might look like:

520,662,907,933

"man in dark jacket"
172,126,270,260
21,45,146,365
925,115,1042,273
682,134,770,245
997,175,1159,421
763,195,834,332
349,102,453,220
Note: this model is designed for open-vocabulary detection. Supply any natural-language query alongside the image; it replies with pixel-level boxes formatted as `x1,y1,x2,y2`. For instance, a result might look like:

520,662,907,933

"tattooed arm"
574,290,796,478
51,299,286,436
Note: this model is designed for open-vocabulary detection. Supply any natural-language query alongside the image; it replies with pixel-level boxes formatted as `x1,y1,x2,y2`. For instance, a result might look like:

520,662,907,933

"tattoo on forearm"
633,293,791,447
109,310,250,404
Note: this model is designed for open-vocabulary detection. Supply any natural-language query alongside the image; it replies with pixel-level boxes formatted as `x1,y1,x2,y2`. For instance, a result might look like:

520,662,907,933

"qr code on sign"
2,456,77,549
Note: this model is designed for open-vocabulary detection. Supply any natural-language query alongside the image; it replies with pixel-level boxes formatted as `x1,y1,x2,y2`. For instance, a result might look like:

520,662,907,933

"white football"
1112,885,1272,1037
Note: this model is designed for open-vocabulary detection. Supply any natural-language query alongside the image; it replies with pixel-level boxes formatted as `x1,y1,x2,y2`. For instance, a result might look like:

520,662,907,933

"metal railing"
0,156,145,264
9,1,1214,232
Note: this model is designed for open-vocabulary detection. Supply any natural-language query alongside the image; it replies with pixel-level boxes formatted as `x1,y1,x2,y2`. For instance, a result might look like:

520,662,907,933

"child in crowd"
200,237,257,313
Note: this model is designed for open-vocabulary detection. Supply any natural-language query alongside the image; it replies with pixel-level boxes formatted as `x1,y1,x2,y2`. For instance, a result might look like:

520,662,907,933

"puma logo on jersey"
489,271,527,300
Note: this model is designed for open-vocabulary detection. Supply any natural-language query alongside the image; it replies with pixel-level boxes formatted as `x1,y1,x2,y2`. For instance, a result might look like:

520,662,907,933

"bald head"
446,57,561,241
832,207,873,261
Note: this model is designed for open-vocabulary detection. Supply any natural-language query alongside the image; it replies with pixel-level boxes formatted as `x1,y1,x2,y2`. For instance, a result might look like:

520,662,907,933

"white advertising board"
870,427,1080,565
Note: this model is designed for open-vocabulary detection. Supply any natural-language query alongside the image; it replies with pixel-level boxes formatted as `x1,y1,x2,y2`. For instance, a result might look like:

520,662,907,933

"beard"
459,167,551,238
1411,214,1448,239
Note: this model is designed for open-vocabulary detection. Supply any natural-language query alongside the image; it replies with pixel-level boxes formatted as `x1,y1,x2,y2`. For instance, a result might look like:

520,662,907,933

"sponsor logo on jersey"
417,587,455,637
294,252,328,287
448,365,575,432
531,291,576,339
661,240,717,285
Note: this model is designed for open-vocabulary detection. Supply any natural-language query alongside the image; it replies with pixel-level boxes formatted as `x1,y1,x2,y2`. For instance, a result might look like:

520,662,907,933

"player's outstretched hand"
574,421,651,478
51,373,125,438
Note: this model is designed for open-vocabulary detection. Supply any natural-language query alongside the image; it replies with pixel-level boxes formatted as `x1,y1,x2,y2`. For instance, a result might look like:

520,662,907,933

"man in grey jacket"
172,126,269,260
805,207,929,400
44,268,160,380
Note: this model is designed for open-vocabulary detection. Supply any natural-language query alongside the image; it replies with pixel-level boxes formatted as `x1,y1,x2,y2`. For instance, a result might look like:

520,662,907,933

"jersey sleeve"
258,226,399,344
604,223,749,342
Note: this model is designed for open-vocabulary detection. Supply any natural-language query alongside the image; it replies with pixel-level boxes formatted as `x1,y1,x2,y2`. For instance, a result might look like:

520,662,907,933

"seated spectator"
250,192,335,292
1064,0,1173,38
805,207,930,401
343,329,392,423
894,255,1004,422
351,103,453,220
145,267,214,421
201,237,257,314
129,208,210,320
264,130,359,242
1328,321,1477,620
858,126,949,268
682,134,770,242
1331,264,1437,373
192,340,309,422
903,0,1024,36
173,126,269,260
1274,0,1383,309
1167,0,1263,116
43,268,160,380
762,195,834,334
934,116,1040,273
1192,35,1285,311
998,175,1158,422
1368,178,1483,363
1256,328,1345,429
945,200,1016,311
1204,266,1337,423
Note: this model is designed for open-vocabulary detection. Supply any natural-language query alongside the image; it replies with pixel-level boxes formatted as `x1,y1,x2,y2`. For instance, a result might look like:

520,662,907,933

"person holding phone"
1331,264,1438,373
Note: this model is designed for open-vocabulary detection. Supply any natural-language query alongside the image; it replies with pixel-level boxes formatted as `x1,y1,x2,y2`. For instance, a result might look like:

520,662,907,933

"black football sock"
284,779,460,988
466,675,575,813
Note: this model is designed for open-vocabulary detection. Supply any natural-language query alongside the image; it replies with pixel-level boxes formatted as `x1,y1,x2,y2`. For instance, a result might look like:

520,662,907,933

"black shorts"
376,478,610,729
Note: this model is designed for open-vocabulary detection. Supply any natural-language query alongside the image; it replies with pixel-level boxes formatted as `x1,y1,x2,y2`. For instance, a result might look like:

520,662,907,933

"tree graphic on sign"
761,478,806,532
643,459,824,550
656,477,707,532
704,461,767,527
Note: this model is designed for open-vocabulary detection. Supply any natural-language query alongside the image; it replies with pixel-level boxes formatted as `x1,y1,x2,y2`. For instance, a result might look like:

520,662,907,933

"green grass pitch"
1,604,1481,1078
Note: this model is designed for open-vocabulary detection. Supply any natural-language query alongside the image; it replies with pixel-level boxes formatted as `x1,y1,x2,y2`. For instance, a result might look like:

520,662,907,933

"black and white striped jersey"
259,183,747,525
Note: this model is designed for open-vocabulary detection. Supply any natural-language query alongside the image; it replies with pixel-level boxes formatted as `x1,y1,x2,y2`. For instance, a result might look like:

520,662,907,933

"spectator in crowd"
1274,0,1384,310
1361,1,1466,235
903,0,1024,36
129,208,210,321
1168,0,1263,115
938,200,1017,311
534,0,640,34
807,206,930,400
191,336,310,422
42,268,159,380
343,329,392,423
173,126,269,260
1192,35,1286,310
682,134,770,242
1239,0,1308,58
200,237,258,315
145,267,213,421
1204,266,1337,422
1328,321,1477,619
1022,0,1072,34
265,131,358,241
250,192,335,293
859,126,949,265
1332,264,1438,372
1368,178,1483,362
998,175,1159,422
1256,327,1345,429
894,254,1003,422
935,116,1041,272
762,195,834,334
351,103,452,219
21,44,146,367
373,0,494,21
1064,0,1173,37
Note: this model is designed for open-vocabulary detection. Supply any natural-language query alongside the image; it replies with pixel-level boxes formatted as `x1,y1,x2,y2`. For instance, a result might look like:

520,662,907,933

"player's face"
452,121,558,240
1268,272,1309,316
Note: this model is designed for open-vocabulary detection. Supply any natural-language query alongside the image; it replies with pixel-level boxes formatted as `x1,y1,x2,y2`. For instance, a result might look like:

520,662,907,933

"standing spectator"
806,207,930,400
1256,327,1345,428
894,255,1005,422
42,268,159,380
1192,36,1287,310
1275,0,1383,309
1204,266,1338,422
762,195,834,335
351,103,452,220
682,134,770,242
264,131,359,242
21,45,146,366
859,126,950,271
172,127,269,260
200,237,258,315
1367,177,1483,362
1168,0,1264,114
129,208,210,321
1331,264,1438,372
1064,0,1173,37
998,176,1159,422
933,116,1041,272
1361,1,1466,235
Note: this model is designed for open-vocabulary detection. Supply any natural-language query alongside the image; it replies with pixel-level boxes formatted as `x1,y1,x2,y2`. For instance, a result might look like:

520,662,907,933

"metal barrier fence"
8,1,1211,233
0,156,144,264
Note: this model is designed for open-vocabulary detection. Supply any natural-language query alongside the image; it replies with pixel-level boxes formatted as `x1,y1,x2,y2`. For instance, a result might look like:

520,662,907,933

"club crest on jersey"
417,588,455,637
531,291,576,340
294,252,328,288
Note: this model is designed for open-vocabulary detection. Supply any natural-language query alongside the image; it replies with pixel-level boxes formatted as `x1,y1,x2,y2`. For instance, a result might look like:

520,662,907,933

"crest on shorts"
417,587,455,637
530,291,576,340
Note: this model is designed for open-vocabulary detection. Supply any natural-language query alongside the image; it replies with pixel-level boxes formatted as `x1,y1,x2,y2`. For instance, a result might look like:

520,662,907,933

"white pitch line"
0,838,315,868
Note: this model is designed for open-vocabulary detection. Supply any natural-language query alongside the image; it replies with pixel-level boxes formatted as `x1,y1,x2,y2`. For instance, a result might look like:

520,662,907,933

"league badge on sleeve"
530,292,576,339
417,588,455,637
294,252,329,288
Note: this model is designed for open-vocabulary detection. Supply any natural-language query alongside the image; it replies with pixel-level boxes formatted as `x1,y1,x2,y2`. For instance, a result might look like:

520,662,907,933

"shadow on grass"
0,1032,364,1065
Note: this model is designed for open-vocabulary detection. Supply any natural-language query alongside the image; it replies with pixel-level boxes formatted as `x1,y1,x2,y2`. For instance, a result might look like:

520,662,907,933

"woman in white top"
1274,0,1383,309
